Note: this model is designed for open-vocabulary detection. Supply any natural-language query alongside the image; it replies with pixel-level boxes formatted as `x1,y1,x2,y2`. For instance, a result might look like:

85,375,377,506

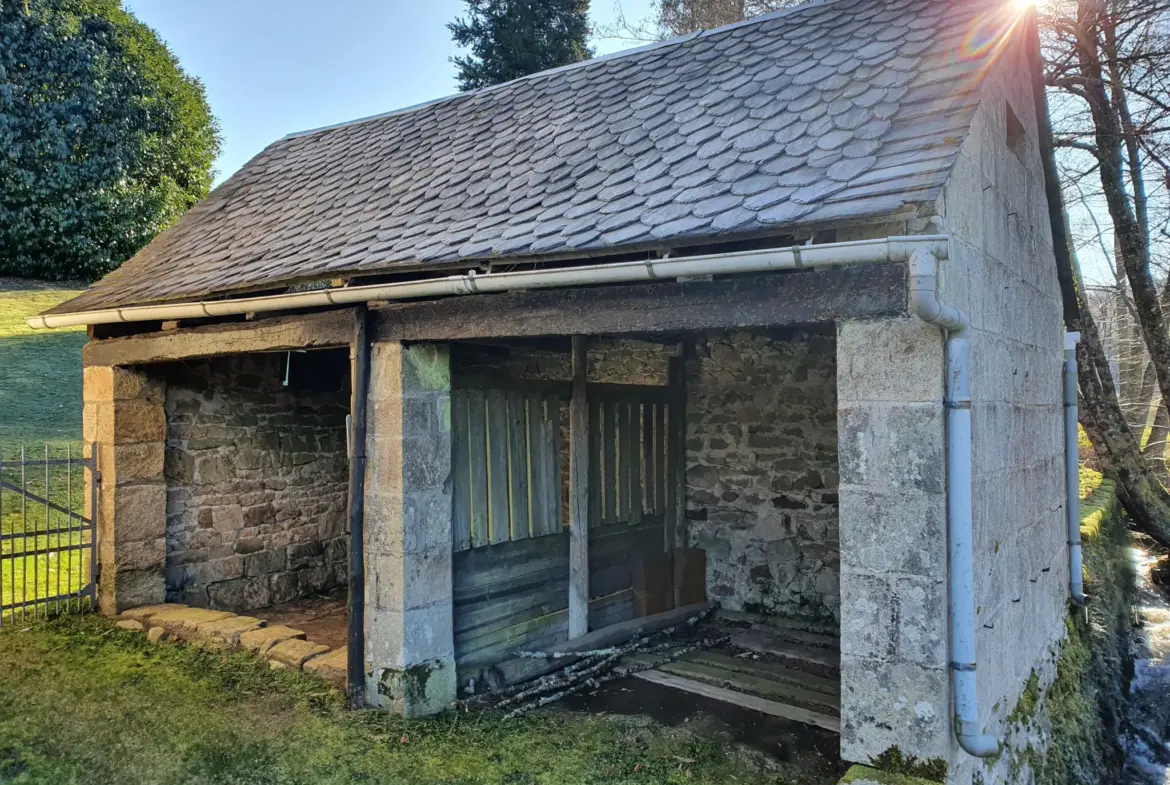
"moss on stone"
1006,669,1040,725
868,749,947,782
998,480,1132,785
839,763,942,785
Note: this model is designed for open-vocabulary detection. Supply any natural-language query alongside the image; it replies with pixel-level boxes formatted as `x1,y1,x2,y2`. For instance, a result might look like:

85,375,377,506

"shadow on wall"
160,351,351,612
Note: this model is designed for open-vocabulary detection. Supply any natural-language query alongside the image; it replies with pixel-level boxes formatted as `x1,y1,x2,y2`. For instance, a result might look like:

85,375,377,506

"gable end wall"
937,30,1067,785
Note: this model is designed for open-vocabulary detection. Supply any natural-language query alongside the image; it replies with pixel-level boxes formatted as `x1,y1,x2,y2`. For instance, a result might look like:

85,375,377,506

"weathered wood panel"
567,336,590,639
371,264,908,342
466,389,490,548
526,393,548,538
587,517,666,629
453,533,570,667
485,390,511,545
506,392,530,540
84,308,357,366
451,389,472,552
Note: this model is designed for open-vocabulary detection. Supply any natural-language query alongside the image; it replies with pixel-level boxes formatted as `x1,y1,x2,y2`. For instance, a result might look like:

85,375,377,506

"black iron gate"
0,445,99,624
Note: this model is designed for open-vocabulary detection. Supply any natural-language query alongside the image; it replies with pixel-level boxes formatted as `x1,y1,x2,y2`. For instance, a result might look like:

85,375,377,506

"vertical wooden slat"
653,402,666,516
545,396,562,536
498,393,526,540
568,336,590,639
486,389,511,544
466,389,490,548
629,403,642,526
451,389,472,552
643,402,656,515
526,393,548,537
507,393,531,540
618,402,633,524
602,400,617,525
588,399,601,529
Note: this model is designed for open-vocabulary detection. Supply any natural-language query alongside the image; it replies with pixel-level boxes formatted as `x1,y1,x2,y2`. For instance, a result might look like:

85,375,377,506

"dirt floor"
253,590,348,650
560,676,846,785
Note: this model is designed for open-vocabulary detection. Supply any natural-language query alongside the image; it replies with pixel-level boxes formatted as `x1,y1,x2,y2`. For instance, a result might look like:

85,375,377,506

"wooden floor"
628,611,841,732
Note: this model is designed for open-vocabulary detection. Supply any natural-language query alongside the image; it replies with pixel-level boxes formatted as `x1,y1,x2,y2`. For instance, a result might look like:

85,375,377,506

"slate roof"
51,0,1015,315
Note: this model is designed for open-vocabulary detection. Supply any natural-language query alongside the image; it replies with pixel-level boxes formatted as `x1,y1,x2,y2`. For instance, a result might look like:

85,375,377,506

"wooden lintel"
82,308,358,367
371,264,907,342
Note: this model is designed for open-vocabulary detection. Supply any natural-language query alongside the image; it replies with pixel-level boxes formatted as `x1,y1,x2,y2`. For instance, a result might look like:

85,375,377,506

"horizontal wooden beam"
372,264,907,342
83,309,357,367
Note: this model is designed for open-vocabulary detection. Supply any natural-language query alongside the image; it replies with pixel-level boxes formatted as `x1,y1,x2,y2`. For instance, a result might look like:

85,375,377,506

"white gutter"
27,235,950,330
909,248,1001,759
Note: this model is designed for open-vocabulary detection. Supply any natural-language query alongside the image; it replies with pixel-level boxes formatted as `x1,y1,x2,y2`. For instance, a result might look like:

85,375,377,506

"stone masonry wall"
939,32,1067,785
832,30,1067,784
685,329,840,624
162,353,350,611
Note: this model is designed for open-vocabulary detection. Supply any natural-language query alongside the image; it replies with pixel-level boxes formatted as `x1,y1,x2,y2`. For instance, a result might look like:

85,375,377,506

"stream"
1120,541,1170,784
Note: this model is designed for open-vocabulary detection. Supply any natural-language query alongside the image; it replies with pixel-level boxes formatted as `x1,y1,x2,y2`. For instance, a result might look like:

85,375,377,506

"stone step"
115,603,345,690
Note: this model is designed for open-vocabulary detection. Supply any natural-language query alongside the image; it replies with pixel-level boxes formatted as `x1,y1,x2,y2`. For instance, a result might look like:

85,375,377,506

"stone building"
33,1,1080,782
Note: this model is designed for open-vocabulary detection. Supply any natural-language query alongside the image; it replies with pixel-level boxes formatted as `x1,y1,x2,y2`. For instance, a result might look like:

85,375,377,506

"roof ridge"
282,0,839,142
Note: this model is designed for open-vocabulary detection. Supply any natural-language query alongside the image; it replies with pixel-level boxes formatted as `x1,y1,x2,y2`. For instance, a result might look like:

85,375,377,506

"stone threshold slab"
116,603,346,688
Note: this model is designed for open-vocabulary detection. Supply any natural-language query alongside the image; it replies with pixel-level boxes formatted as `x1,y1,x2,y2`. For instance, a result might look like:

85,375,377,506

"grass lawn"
0,280,87,447
0,615,790,785
0,281,89,615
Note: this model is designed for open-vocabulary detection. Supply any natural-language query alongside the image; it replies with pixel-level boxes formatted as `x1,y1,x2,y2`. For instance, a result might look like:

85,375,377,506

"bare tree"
597,0,795,42
1040,0,1170,538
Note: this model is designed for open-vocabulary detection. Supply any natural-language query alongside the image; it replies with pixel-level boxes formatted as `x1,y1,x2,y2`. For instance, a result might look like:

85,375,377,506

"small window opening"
1006,103,1026,158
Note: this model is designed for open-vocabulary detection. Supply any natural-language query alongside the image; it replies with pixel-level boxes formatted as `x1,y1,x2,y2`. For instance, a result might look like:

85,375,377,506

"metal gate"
0,445,99,624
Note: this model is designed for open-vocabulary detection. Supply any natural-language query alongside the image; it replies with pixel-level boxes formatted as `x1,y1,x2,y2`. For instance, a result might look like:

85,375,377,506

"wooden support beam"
82,309,357,366
568,335,590,639
372,264,907,342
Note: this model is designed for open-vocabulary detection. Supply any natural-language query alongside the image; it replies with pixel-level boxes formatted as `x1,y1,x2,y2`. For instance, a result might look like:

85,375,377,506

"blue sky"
123,0,656,184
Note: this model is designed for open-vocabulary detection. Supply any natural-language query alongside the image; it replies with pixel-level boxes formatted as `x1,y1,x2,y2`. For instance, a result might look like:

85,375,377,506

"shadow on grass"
0,332,86,444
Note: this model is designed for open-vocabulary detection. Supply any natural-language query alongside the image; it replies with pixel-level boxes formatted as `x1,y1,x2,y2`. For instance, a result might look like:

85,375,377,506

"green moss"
998,480,1132,785
868,749,947,782
1007,670,1040,725
840,763,942,785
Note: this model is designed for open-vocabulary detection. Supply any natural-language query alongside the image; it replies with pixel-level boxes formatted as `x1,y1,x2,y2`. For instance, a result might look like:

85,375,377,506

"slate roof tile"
50,0,1014,315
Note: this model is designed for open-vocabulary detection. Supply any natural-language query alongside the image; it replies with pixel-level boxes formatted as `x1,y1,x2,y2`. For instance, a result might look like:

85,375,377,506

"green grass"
0,282,87,446
0,615,790,785
0,282,89,615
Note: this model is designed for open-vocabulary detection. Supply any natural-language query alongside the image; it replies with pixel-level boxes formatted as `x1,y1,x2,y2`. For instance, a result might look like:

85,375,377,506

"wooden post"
568,336,590,639
667,352,687,552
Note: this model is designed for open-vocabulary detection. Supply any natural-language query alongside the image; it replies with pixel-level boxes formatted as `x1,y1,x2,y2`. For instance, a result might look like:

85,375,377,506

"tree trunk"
1075,0,1170,426
1075,282,1170,544
1029,15,1170,543
1142,401,1170,486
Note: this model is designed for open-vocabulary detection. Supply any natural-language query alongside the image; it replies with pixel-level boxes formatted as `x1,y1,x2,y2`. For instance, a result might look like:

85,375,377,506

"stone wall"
832,30,1068,784
939,31,1068,785
162,352,350,611
685,329,840,623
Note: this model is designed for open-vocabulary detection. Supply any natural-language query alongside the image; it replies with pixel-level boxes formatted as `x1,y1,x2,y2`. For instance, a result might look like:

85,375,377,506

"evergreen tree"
0,0,220,281
448,0,593,91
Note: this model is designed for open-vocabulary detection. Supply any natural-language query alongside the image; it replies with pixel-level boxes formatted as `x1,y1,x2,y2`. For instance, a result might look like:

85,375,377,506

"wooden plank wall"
453,533,570,668
451,375,676,672
451,387,562,550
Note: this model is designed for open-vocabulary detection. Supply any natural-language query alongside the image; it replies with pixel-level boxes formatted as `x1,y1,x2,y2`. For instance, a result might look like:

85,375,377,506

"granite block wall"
162,352,350,611
833,30,1067,785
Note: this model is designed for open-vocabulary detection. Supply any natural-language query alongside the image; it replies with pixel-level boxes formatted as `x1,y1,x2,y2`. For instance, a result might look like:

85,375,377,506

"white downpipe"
909,249,1001,759
1064,331,1087,606
26,235,951,330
